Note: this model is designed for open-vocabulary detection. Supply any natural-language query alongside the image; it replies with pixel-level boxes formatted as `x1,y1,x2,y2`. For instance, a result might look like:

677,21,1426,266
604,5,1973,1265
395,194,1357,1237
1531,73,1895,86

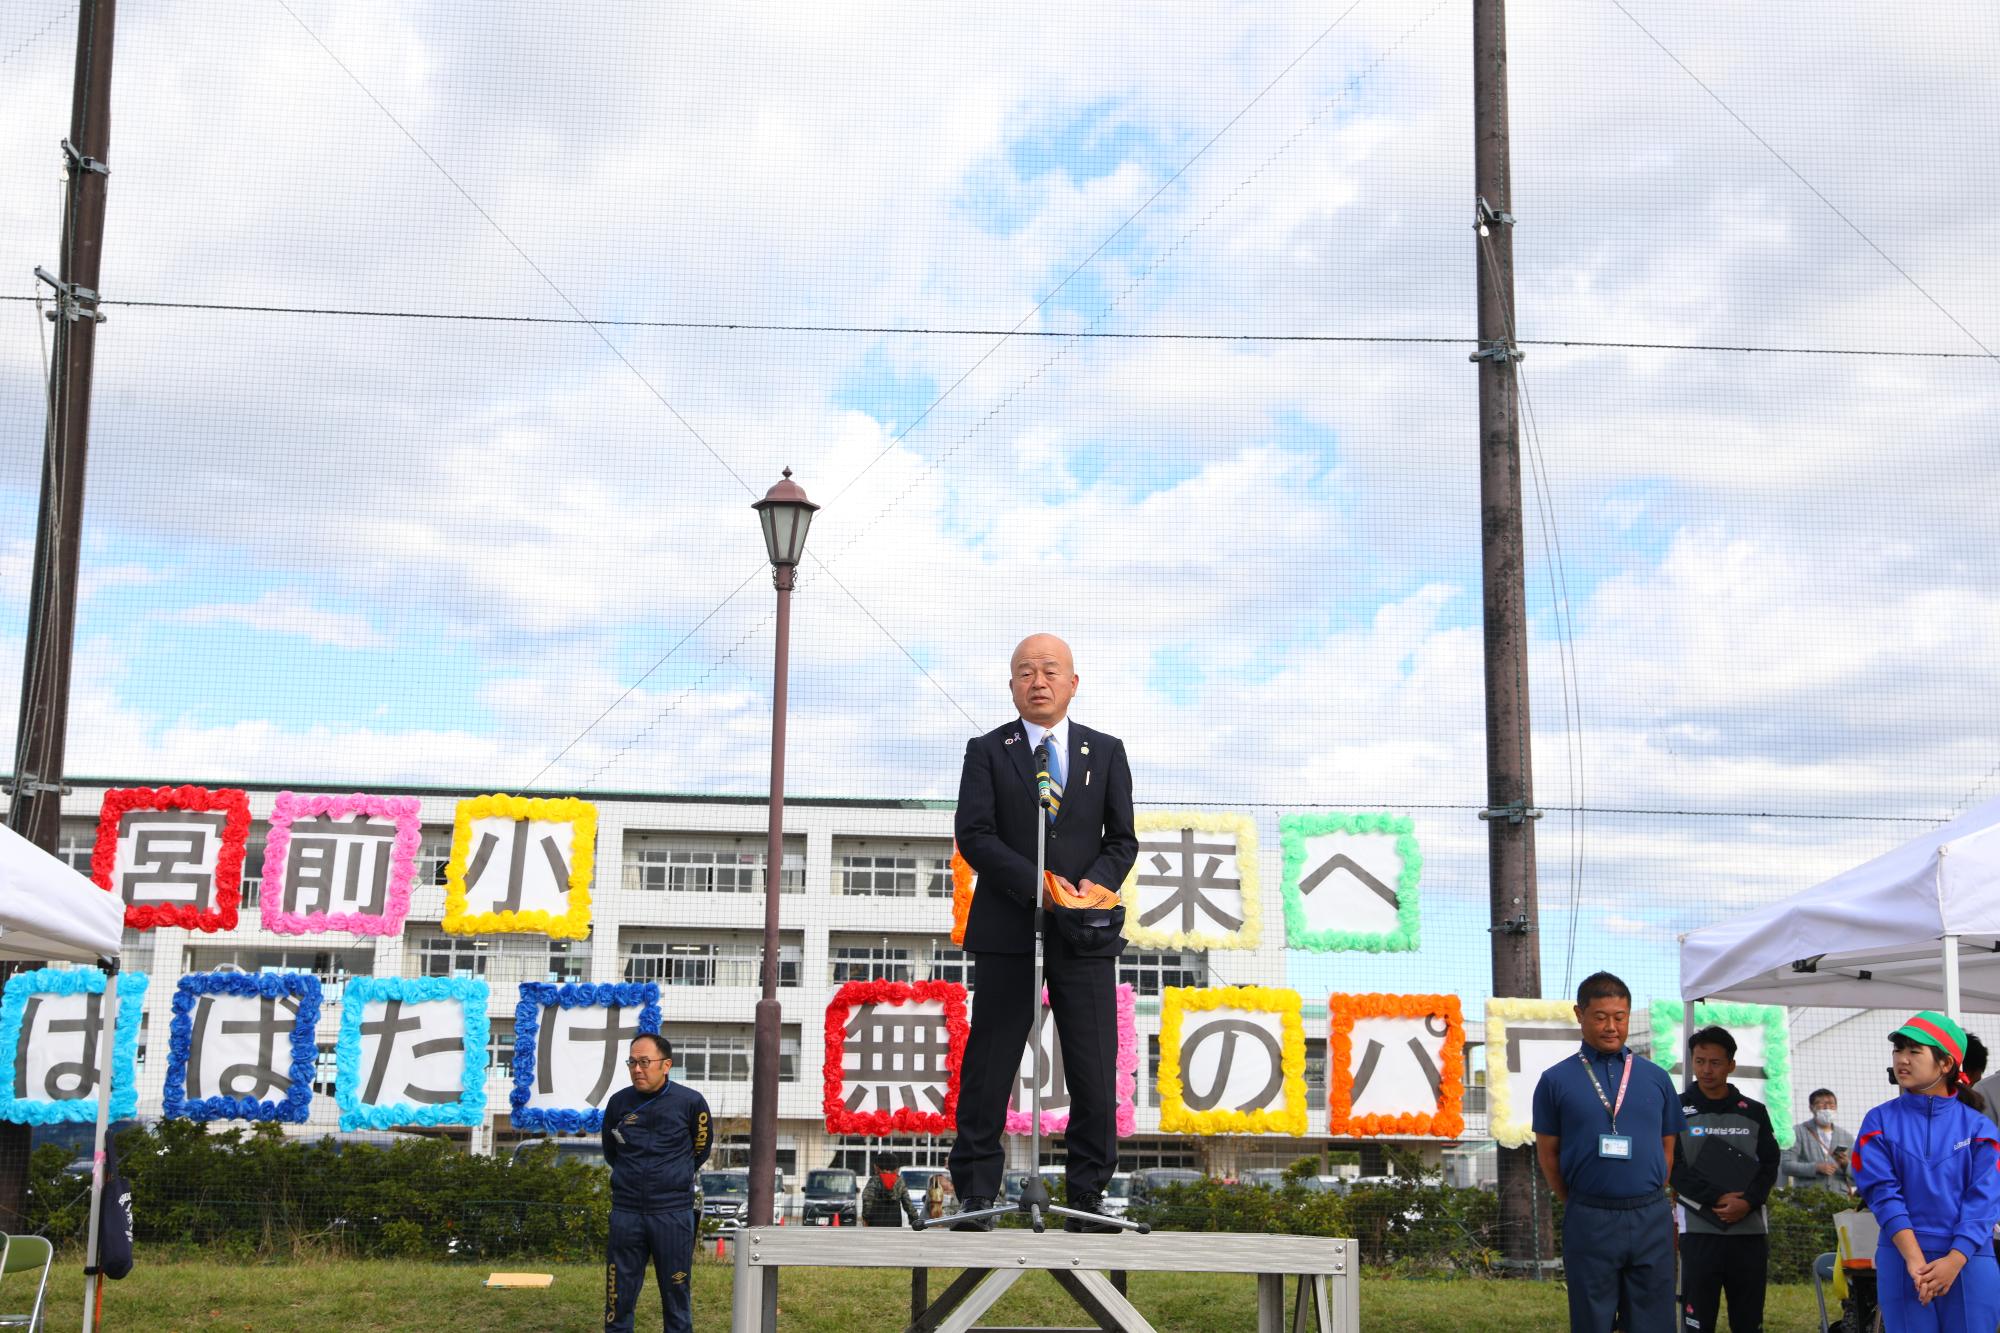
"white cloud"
172,590,389,650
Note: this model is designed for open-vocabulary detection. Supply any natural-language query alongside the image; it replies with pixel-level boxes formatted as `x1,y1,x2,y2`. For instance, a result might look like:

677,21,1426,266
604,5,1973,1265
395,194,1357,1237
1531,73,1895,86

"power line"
0,2,74,69
3,296,1992,361
1604,0,1997,362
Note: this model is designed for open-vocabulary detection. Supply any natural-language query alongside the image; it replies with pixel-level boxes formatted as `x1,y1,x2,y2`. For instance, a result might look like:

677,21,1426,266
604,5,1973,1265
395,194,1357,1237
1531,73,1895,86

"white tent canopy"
0,821,126,1333
0,822,124,964
1680,794,2000,1016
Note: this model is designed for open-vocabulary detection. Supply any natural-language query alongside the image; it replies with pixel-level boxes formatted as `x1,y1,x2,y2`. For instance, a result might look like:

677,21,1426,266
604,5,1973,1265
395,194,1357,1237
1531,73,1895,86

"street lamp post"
748,468,817,1229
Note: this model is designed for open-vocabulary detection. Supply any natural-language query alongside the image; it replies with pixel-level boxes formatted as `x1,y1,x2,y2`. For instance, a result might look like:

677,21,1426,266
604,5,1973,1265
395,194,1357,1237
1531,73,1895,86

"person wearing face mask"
859,1152,923,1229
1853,1012,2000,1330
1783,1088,1855,1194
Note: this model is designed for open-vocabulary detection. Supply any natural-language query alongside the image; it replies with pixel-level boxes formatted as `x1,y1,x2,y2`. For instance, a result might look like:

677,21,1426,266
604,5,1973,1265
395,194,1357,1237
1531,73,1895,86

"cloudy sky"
2,0,1996,1004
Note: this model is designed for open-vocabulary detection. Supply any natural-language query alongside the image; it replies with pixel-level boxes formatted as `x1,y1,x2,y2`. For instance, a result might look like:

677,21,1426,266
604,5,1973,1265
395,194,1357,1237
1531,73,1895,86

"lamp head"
752,467,820,568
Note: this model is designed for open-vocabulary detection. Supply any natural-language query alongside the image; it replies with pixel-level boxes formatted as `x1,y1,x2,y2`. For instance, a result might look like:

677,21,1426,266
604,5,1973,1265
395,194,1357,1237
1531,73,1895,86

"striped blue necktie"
1040,735,1064,826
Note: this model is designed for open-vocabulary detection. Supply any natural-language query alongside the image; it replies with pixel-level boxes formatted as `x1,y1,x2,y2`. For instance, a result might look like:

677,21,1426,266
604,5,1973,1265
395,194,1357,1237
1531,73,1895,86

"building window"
489,1020,516,1072
831,944,912,984
925,944,970,988
1118,950,1206,996
238,843,266,909
1304,1037,1326,1106
621,844,802,895
1119,1140,1201,1172
833,843,951,898
419,833,454,888
57,827,94,878
622,939,798,987
547,940,586,984
417,934,489,978
1147,1036,1161,1107
672,1028,796,1082
185,947,369,992
313,1044,338,1097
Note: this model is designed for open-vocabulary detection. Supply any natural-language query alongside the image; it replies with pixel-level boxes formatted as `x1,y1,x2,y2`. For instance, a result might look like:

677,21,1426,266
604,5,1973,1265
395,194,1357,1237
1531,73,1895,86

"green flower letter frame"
1649,998,1795,1149
1278,812,1420,953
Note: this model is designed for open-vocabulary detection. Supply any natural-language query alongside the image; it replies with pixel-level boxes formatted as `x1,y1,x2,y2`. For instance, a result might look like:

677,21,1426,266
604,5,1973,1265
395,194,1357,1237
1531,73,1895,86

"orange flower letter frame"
1326,993,1464,1139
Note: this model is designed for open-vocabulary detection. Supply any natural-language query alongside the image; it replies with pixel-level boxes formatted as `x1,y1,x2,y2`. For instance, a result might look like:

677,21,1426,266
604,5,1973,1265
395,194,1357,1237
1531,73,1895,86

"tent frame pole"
1943,935,1962,1021
80,957,118,1333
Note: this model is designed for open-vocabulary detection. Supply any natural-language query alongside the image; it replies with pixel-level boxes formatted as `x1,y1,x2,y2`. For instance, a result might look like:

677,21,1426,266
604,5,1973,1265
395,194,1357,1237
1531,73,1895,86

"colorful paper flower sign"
999,984,1138,1137
1484,998,1583,1149
1649,999,1795,1148
822,980,967,1136
1327,993,1463,1139
163,971,322,1123
1158,986,1307,1136
1279,813,1420,952
1122,812,1262,951
261,791,422,937
510,981,663,1134
335,976,489,1131
0,968,149,1125
949,847,975,947
442,794,596,939
92,785,251,932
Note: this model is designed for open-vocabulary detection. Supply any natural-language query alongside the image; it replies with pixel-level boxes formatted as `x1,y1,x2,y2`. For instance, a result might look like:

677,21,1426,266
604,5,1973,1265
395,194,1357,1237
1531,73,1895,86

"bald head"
1010,634,1078,726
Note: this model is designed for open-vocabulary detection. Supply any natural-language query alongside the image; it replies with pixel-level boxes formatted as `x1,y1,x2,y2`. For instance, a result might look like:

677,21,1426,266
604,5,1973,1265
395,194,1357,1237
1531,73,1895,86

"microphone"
1033,742,1054,811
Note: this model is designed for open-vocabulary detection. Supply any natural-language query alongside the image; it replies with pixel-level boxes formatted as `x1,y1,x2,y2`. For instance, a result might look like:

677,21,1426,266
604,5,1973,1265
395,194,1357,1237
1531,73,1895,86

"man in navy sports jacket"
947,633,1136,1233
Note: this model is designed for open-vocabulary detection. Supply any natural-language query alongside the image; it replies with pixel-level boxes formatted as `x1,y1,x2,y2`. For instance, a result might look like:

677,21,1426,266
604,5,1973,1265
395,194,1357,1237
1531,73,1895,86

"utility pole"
1472,0,1549,1268
3,0,119,1228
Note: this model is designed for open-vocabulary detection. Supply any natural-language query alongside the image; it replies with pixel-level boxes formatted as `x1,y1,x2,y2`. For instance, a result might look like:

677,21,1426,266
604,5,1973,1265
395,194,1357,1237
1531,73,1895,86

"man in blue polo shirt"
1533,971,1684,1333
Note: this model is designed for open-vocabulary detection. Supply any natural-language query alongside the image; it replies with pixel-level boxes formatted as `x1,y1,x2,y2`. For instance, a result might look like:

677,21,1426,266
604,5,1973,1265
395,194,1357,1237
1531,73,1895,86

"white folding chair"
0,1233,53,1332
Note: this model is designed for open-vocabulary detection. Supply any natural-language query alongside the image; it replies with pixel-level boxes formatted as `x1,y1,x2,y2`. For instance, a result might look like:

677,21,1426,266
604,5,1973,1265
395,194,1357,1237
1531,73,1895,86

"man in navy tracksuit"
1534,972,1685,1333
1671,1025,1780,1332
601,1033,711,1333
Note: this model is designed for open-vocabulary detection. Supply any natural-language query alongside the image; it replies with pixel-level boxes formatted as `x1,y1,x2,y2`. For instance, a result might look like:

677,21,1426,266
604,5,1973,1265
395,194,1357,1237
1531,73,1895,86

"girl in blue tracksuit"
1853,1010,2000,1331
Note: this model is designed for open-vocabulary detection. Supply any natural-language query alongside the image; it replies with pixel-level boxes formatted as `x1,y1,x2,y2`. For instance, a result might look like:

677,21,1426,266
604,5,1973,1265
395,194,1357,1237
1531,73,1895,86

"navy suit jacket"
954,719,1137,955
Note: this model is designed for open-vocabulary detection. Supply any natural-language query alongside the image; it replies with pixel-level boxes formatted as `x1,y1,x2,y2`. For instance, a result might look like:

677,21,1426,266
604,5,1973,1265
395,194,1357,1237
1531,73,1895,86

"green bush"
1128,1176,1497,1272
37,1121,612,1261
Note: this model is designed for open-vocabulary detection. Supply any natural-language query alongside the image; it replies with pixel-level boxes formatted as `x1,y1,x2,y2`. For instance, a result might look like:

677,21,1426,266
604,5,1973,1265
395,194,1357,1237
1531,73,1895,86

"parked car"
698,1169,785,1229
1101,1172,1133,1218
800,1167,859,1226
900,1166,946,1202
1128,1167,1205,1207
509,1138,608,1170
1239,1168,1288,1189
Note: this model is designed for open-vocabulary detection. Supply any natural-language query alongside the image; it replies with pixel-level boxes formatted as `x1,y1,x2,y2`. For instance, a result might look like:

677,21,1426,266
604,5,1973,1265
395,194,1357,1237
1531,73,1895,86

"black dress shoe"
1062,1192,1120,1234
950,1197,995,1231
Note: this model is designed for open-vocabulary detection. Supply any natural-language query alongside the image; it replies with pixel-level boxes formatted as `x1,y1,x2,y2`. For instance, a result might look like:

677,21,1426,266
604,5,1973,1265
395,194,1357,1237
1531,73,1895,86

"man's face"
1010,635,1078,727
1690,1044,1735,1096
1811,1095,1837,1119
1574,995,1630,1053
628,1041,670,1094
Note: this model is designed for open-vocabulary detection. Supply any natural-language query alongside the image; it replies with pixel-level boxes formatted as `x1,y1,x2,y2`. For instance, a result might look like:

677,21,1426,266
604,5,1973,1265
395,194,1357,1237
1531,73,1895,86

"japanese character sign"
261,792,422,937
1485,998,1585,1148
92,785,251,931
442,794,595,939
335,976,490,1130
1001,983,1138,1137
1647,1000,1795,1148
822,980,967,1136
164,971,322,1122
1122,812,1262,951
1158,986,1306,1136
509,982,663,1133
0,968,149,1126
1279,812,1421,952
1326,994,1465,1138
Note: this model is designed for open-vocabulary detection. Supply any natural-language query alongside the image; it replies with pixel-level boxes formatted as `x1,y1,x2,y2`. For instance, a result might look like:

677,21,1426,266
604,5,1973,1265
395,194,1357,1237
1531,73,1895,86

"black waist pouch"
1049,903,1127,957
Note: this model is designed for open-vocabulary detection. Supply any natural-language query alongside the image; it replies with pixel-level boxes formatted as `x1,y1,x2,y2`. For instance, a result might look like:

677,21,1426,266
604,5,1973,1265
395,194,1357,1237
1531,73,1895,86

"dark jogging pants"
1678,1231,1768,1333
605,1208,695,1333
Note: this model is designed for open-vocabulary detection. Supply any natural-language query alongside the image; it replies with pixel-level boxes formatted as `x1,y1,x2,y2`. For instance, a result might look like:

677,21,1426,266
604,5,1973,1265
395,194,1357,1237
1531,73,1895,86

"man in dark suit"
948,633,1136,1233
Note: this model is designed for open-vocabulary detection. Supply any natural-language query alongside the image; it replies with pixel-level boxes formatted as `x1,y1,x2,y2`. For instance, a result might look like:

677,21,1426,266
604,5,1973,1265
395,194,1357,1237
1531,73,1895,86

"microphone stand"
924,741,1148,1237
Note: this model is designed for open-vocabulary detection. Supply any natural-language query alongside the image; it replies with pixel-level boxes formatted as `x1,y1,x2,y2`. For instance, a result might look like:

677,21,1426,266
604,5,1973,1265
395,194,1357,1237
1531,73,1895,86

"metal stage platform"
728,1226,1358,1332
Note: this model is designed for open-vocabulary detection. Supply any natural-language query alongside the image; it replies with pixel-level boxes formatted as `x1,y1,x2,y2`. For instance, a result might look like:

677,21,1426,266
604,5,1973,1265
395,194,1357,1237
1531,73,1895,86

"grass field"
65,1256,1843,1331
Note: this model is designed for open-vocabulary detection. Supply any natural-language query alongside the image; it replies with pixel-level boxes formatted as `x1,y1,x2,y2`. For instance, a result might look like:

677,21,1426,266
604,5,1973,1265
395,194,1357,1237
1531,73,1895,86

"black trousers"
604,1207,694,1333
1678,1231,1768,1333
949,933,1118,1201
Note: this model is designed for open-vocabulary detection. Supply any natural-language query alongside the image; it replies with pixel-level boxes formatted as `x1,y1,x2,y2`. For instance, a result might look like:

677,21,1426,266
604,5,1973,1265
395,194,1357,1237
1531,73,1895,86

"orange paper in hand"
1044,872,1119,911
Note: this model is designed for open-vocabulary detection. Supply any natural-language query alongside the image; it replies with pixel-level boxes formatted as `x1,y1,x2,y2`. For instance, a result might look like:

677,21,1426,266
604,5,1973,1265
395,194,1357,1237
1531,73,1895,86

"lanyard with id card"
1579,1050,1634,1160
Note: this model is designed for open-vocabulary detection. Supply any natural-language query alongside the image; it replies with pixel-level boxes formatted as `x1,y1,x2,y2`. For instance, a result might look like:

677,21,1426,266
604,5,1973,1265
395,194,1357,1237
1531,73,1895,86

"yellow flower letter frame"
442,794,596,939
1158,985,1307,1136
